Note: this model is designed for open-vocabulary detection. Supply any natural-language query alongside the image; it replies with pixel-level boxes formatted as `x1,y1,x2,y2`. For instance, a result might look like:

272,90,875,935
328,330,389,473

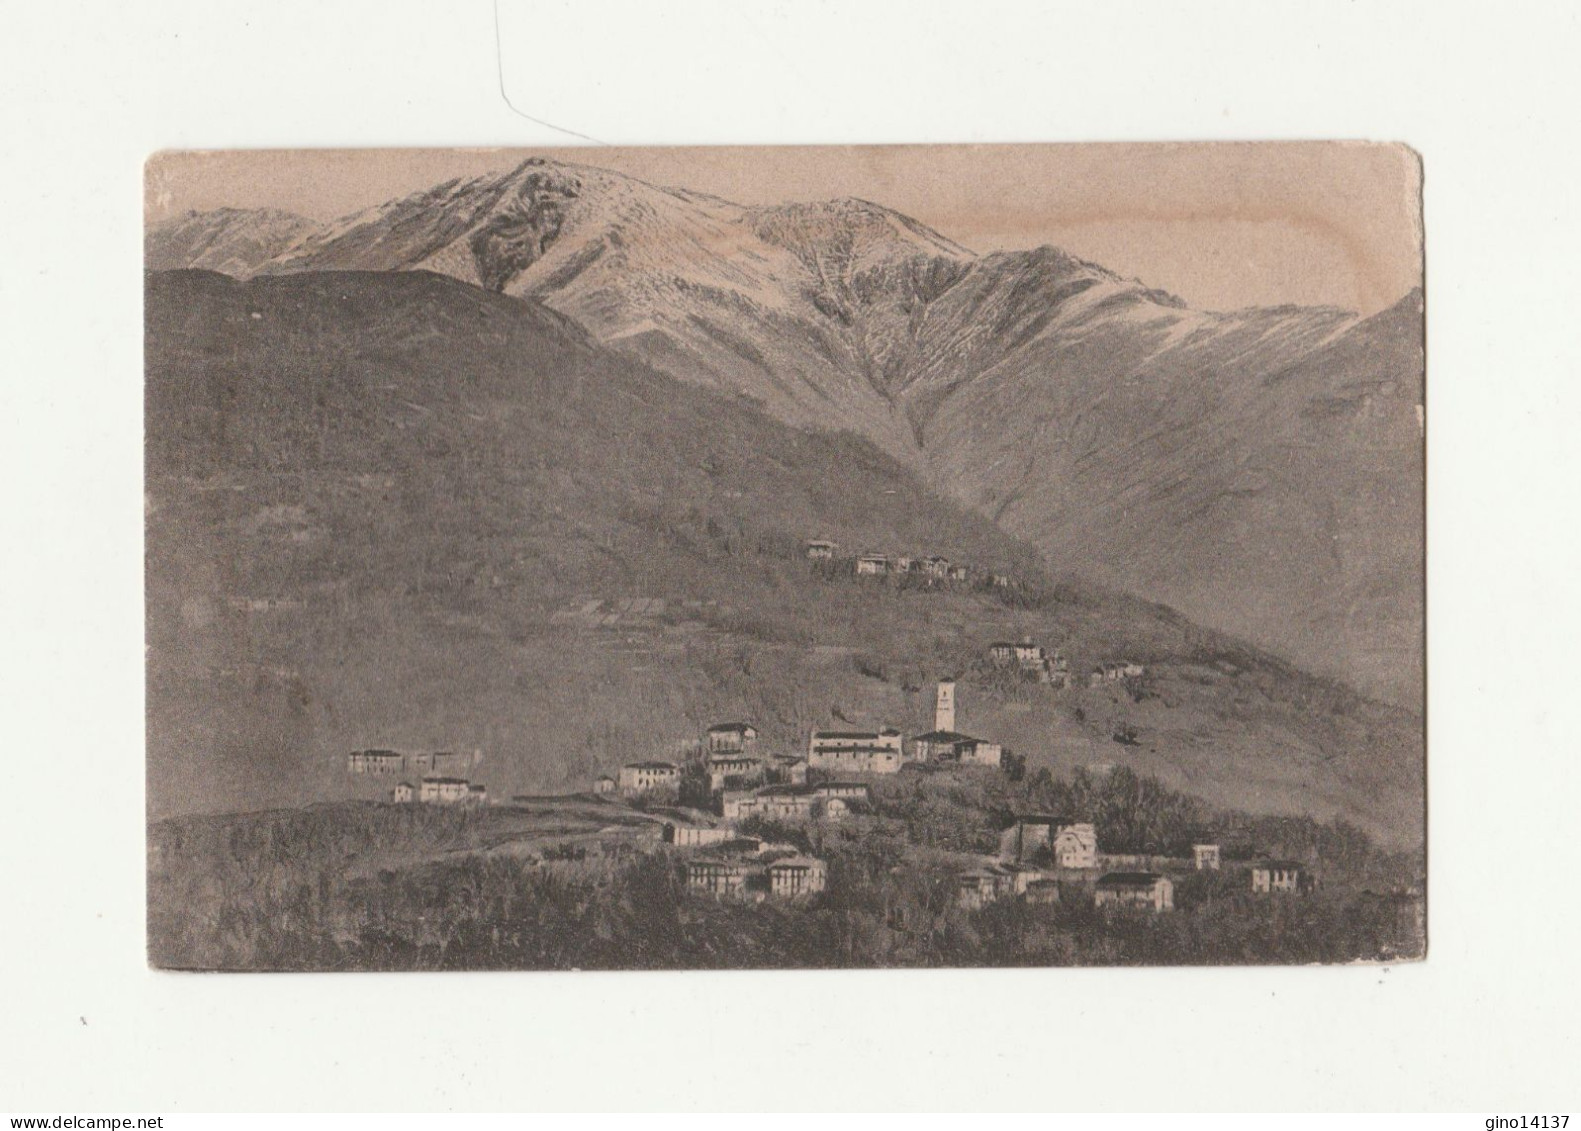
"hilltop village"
155,527,1427,971
312,535,1426,963
347,657,1342,916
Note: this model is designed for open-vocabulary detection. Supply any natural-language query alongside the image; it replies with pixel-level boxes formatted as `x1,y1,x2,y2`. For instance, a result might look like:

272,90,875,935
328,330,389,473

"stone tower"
935,679,956,733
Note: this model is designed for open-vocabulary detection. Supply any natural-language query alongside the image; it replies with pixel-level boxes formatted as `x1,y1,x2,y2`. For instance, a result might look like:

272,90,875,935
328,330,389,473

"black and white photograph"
145,143,1425,971
11,0,1581,1115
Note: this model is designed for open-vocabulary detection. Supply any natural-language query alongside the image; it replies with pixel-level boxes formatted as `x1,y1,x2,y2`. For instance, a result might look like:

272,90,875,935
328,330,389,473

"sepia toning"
144,144,1425,970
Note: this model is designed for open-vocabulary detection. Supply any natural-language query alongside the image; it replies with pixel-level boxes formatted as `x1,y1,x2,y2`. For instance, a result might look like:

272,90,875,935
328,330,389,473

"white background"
3,0,1579,1113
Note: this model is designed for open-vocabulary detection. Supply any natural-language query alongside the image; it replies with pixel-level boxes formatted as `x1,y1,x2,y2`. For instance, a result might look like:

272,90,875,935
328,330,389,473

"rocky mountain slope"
148,157,1424,706
145,269,1422,843
145,207,319,276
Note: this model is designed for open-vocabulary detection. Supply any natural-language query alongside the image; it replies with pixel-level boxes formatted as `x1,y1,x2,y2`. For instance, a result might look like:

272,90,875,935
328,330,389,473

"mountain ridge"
147,157,1423,706
144,268,1423,845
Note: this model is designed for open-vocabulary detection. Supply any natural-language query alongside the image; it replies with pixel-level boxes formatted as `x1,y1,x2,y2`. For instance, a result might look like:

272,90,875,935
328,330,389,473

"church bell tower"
935,679,956,733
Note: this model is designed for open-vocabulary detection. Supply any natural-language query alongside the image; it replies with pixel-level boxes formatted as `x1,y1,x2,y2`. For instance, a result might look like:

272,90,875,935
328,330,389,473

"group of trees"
149,762,1422,972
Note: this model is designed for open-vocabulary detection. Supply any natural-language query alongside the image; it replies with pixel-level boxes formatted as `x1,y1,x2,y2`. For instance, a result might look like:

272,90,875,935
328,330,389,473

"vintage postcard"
144,143,1424,970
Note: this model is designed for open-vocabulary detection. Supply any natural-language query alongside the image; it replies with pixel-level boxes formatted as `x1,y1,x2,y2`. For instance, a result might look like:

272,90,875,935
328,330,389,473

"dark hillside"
145,270,1421,843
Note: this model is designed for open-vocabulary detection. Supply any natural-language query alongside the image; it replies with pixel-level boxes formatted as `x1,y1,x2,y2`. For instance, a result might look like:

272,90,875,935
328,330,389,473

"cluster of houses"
1089,660,1146,687
954,813,1318,913
988,639,1071,687
345,748,488,807
393,778,488,806
985,639,1145,691
603,682,1005,806
806,680,1005,771
684,841,829,901
805,540,1013,588
591,698,1002,903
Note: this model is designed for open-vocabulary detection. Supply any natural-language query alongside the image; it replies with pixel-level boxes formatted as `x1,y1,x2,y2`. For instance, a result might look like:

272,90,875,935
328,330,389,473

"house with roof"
855,552,890,576
920,556,952,579
958,867,1012,910
593,774,617,795
989,640,1047,666
910,680,1003,767
408,750,480,775
807,727,905,774
767,857,827,897
706,722,758,754
687,852,828,900
910,729,1003,767
705,753,766,791
419,776,472,804
957,862,1048,909
768,754,808,785
1052,823,1099,869
391,782,415,803
812,781,870,802
720,790,760,822
664,822,734,848
751,785,819,822
347,749,405,775
686,859,754,897
999,816,1097,867
805,540,838,560
1193,843,1222,870
618,761,681,795
466,783,488,805
1089,661,1145,687
989,641,1070,685
1251,860,1311,894
1095,872,1174,911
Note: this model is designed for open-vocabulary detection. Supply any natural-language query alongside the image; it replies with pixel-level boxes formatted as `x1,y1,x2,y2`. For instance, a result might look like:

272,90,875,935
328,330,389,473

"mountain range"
144,269,1422,842
146,156,1424,707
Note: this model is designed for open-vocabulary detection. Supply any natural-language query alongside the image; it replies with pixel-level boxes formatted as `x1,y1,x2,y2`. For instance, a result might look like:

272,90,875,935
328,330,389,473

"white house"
664,823,733,847
807,728,905,774
989,640,1046,666
1095,872,1174,912
751,786,818,821
767,857,827,897
617,761,681,795
910,730,1002,767
805,540,838,560
391,782,415,803
855,553,889,576
1052,823,1098,869
686,859,754,897
812,781,870,802
348,749,404,775
1251,860,1309,894
706,722,758,754
419,776,471,804
705,754,765,791
1193,844,1222,871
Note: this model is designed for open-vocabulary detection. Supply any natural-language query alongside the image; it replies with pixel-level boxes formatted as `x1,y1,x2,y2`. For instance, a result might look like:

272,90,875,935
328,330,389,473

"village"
328,535,1429,938
346,651,1336,917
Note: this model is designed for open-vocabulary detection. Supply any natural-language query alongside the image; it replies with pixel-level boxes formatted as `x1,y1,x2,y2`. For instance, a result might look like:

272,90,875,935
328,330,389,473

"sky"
146,142,1422,315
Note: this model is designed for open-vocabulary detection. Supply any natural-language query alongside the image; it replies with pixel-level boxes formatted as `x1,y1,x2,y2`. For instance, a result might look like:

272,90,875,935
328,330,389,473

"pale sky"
147,143,1422,315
